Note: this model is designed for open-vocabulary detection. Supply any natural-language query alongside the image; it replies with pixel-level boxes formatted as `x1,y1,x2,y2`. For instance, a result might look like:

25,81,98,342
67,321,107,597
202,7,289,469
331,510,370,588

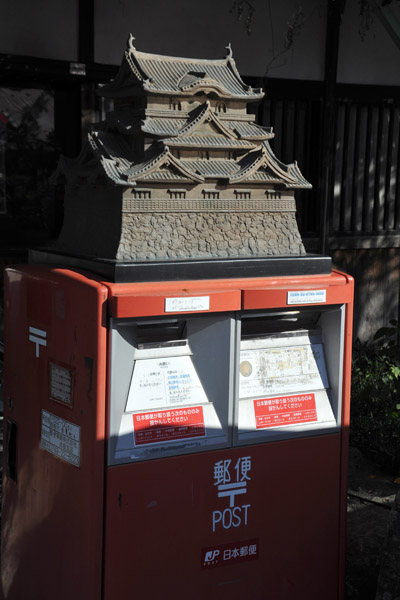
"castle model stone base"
117,211,305,260
55,185,305,261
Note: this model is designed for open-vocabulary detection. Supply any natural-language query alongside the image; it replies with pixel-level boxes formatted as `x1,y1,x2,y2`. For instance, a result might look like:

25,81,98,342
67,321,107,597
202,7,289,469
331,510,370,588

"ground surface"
346,447,400,599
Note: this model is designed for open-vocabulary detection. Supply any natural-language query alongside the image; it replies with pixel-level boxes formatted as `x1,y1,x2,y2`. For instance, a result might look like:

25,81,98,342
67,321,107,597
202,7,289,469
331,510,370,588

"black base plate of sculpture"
30,248,332,283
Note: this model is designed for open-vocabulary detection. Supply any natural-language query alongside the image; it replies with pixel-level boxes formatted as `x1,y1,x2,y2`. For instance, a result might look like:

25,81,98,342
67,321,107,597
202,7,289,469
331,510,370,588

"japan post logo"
29,326,47,358
201,540,259,569
211,456,252,532
203,550,220,566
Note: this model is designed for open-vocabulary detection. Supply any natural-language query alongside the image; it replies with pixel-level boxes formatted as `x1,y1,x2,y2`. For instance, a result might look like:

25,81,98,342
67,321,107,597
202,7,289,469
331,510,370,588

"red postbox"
2,264,353,600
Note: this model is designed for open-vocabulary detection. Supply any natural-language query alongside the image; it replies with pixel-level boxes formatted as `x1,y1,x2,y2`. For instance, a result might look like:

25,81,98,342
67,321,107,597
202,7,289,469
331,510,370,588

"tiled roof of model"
52,37,311,191
107,111,273,141
140,117,187,137
100,35,264,100
53,126,311,188
162,134,257,150
227,121,273,140
61,131,311,188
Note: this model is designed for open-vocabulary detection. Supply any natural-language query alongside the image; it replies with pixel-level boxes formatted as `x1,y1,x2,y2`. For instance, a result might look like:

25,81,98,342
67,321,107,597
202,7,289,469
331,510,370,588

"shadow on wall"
332,247,400,343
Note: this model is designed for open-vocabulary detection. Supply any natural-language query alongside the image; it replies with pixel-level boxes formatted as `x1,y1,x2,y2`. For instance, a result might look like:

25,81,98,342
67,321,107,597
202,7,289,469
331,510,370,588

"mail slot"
236,305,344,445
109,313,235,463
1,265,353,600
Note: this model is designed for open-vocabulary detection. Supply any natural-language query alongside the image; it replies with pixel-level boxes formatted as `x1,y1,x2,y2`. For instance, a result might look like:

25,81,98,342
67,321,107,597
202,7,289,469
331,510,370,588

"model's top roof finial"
128,33,136,52
225,42,233,59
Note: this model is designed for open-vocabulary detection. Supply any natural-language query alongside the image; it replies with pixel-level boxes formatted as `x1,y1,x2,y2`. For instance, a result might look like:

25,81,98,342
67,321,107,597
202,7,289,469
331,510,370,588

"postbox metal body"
2,265,353,600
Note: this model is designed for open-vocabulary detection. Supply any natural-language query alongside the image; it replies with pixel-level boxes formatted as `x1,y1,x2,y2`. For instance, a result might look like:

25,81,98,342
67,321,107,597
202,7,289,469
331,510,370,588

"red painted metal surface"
338,284,355,595
241,270,353,309
110,287,241,318
103,269,354,600
103,435,342,600
108,270,351,317
1,266,354,600
1,266,108,600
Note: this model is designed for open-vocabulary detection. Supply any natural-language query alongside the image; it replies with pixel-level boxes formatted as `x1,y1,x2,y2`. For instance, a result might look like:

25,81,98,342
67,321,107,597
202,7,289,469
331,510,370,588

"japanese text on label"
133,406,206,445
287,290,326,305
201,538,259,569
165,296,210,313
40,410,80,466
50,363,73,405
127,355,208,412
254,393,317,428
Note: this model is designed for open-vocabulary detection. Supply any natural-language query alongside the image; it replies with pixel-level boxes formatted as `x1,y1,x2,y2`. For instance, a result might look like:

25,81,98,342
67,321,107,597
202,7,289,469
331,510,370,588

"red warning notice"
133,406,205,445
253,393,317,428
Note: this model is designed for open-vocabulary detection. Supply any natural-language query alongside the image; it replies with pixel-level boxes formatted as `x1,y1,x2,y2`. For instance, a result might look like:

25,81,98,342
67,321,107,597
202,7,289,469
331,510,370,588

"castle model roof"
53,37,311,191
99,34,264,100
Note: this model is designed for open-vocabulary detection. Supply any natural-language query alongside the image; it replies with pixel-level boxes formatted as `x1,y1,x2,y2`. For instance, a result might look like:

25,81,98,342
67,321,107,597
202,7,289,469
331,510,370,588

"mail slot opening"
240,307,330,338
134,319,187,345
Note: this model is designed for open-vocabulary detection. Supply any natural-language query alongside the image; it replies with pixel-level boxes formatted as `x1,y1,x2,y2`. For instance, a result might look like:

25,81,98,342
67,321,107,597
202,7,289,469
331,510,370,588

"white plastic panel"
235,306,345,445
108,314,235,464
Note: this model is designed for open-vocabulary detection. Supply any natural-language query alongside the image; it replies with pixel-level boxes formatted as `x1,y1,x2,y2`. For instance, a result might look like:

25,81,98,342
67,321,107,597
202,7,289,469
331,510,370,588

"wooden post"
319,0,346,254
79,0,94,64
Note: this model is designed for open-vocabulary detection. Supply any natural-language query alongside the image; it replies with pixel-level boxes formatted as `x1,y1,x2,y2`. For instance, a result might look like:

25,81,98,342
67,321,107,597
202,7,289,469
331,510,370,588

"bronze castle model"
53,35,311,262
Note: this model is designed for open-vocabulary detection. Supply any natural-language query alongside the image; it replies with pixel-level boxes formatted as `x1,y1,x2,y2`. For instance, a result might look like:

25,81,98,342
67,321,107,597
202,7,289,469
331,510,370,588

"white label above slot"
165,296,210,313
287,290,326,305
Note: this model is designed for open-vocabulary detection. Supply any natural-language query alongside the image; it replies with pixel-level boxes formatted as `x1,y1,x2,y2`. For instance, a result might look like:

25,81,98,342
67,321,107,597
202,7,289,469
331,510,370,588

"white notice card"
126,355,209,412
239,343,329,399
40,410,80,466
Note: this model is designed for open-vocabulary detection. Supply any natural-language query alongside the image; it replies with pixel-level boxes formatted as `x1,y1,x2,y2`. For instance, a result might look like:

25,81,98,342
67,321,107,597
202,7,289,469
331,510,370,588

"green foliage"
351,320,400,470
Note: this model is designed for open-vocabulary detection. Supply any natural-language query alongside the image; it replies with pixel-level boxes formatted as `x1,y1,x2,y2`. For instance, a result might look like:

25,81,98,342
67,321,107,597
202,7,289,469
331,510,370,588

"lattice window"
202,189,220,200
131,188,151,199
265,190,281,200
168,189,186,199
234,190,251,200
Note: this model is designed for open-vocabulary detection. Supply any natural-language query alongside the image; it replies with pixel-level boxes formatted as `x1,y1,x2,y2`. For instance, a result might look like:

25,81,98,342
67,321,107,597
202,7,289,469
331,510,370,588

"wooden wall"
332,247,400,342
256,78,400,344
